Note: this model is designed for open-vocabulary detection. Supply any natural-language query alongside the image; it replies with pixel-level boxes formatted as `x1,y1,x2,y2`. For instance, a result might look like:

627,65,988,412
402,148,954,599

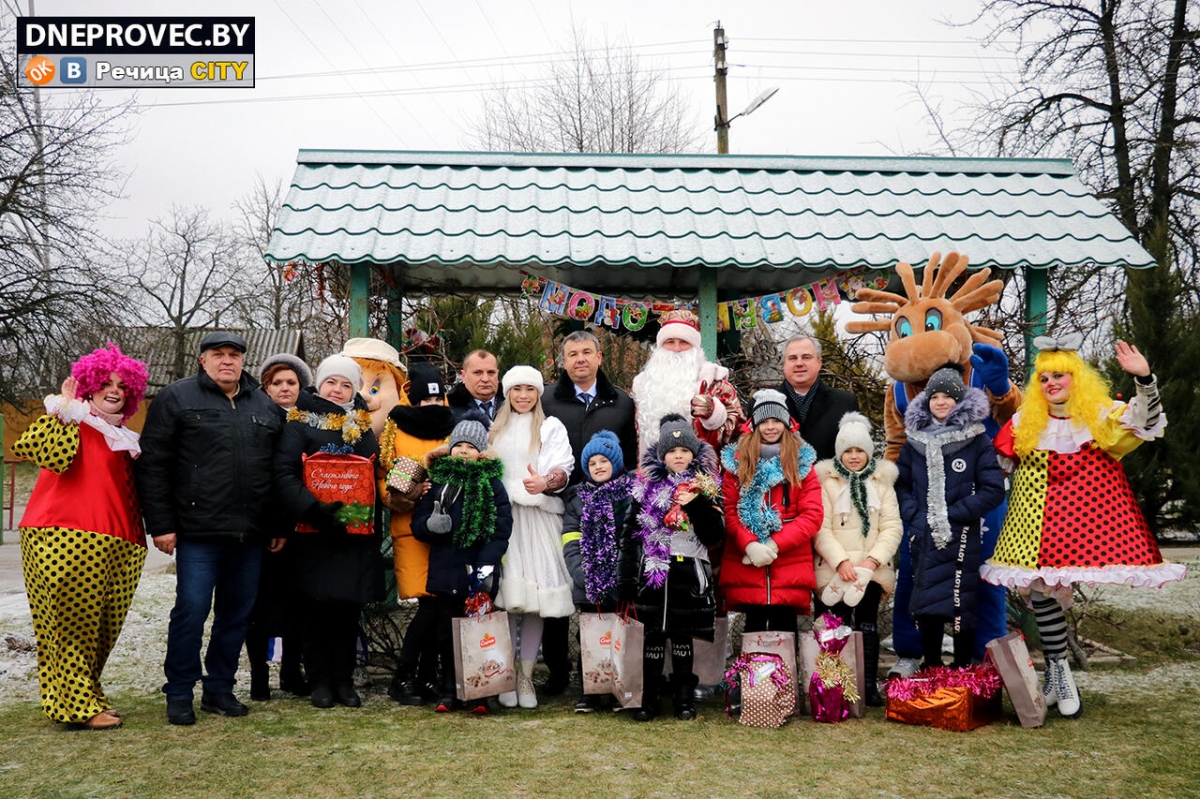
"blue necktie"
580,392,593,408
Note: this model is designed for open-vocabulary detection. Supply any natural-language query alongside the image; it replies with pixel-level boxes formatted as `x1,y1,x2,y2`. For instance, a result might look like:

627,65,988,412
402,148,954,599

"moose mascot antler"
845,251,1021,460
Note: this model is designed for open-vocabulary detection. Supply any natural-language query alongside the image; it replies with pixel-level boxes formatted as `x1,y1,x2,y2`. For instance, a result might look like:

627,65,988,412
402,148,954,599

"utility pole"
713,23,729,154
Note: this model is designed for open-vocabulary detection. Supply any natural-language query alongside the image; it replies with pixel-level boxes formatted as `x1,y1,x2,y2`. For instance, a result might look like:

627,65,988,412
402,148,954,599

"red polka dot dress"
981,404,1186,596
14,399,146,725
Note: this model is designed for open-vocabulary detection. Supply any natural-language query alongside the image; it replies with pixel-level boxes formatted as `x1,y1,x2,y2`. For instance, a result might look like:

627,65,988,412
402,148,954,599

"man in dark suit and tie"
777,336,859,460
447,349,500,423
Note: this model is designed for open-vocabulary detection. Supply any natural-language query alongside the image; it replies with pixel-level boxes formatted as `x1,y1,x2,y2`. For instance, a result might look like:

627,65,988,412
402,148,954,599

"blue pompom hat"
581,429,624,479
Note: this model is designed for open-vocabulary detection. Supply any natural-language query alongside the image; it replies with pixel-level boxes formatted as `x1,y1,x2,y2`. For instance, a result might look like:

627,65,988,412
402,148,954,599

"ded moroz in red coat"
719,441,823,612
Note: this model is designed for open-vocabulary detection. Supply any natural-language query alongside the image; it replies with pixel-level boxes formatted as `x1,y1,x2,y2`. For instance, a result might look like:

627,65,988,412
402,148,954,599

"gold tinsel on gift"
814,651,861,704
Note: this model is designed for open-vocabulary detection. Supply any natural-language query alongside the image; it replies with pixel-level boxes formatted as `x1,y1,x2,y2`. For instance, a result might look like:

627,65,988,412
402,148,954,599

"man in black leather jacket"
137,331,286,725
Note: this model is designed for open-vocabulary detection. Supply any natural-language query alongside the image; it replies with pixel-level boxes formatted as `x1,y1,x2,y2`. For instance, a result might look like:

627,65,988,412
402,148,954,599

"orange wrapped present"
297,452,377,535
883,665,1002,732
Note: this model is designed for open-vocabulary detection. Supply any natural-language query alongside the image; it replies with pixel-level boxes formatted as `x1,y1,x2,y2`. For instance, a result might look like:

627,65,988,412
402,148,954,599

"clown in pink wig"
69,342,149,423
11,342,151,730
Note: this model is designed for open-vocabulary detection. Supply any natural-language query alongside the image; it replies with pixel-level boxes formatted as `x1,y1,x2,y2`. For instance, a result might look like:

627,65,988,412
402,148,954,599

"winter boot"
387,666,425,706
887,657,922,681
672,673,699,721
279,640,309,696
246,632,271,701
632,645,664,722
305,639,334,709
1041,660,1059,709
517,660,539,709
332,637,361,709
1049,657,1082,718
861,629,885,707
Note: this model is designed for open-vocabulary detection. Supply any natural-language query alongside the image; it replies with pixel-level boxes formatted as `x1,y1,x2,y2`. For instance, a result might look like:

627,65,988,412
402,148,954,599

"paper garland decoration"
519,266,890,332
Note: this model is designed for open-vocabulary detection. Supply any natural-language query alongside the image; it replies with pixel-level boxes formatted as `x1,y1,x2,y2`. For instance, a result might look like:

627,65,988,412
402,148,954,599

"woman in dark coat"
896,366,1004,669
275,355,383,708
246,353,313,701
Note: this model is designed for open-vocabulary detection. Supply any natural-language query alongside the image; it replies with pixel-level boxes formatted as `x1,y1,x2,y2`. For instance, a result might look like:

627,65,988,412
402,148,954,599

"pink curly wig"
71,342,150,422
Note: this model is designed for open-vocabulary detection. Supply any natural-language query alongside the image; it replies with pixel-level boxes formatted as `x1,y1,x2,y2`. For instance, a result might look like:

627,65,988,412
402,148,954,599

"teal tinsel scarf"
833,457,877,537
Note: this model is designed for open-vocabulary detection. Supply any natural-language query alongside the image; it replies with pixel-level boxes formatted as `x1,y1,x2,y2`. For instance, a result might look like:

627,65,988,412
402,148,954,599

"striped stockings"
1031,591,1069,659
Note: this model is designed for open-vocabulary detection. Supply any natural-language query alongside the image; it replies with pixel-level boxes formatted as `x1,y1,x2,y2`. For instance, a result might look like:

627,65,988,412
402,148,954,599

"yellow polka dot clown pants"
20,527,146,724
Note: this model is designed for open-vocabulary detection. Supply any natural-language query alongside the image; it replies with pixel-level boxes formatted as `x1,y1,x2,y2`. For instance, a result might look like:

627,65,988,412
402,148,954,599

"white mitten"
744,541,776,568
820,576,847,608
765,538,779,557
841,567,875,607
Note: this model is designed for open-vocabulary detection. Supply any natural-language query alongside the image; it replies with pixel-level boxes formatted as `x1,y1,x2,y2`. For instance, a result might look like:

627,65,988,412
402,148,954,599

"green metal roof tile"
265,150,1154,294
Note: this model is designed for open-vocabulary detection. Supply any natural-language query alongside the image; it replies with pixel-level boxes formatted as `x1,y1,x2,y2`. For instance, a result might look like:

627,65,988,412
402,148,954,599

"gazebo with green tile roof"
265,150,1154,358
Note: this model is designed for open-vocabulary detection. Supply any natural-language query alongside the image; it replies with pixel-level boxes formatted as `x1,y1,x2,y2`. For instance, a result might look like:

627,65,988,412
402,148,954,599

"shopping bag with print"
610,612,645,709
579,611,617,695
452,596,515,701
740,629,797,717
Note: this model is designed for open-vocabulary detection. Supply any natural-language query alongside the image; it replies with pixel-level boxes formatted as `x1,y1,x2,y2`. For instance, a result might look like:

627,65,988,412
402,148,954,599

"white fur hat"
655,309,702,350
501,364,544,396
340,337,406,370
835,411,874,458
315,354,363,389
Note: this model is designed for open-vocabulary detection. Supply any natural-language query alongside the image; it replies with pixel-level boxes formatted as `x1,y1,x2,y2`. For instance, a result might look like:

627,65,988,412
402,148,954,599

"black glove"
306,501,347,536
425,500,453,535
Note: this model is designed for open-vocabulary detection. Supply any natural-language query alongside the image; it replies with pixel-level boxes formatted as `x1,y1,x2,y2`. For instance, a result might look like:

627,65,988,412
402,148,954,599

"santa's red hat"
655,309,702,350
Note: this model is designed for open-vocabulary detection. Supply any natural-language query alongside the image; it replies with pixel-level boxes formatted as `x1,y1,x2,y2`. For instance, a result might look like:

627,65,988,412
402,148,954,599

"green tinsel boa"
427,456,505,549
833,457,877,537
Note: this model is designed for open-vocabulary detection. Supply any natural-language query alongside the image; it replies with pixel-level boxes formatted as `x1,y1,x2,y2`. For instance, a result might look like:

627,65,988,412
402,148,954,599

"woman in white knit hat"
489,365,575,708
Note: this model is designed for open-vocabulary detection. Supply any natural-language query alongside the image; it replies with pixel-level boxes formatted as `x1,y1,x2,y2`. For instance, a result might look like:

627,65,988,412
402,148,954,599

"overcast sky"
9,1,1020,241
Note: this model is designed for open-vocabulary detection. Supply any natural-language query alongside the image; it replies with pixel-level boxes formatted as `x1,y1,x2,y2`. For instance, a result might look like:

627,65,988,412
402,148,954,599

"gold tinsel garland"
287,407,373,445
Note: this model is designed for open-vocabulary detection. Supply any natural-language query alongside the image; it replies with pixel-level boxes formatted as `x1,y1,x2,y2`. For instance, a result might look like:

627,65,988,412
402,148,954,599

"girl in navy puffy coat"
896,365,1004,669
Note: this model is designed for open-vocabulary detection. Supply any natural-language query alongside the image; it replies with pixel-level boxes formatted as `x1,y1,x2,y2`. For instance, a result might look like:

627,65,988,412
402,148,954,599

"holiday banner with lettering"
518,267,891,332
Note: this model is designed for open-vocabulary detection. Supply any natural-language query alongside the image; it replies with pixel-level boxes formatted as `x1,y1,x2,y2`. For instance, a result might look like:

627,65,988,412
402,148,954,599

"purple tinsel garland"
632,469,699,590
578,473,630,604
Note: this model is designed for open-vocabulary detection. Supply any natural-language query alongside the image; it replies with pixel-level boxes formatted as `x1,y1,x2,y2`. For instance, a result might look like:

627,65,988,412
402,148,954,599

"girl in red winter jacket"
719,389,824,634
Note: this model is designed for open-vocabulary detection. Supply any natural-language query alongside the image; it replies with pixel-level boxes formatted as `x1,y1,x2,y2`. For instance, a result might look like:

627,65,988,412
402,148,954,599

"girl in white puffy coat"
813,412,903,706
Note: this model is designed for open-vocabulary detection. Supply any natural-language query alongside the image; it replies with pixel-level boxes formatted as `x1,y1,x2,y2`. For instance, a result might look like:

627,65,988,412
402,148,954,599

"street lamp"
715,86,779,154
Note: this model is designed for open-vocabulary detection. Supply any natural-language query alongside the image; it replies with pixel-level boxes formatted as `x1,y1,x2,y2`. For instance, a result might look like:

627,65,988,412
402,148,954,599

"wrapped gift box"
297,452,376,535
884,665,1002,732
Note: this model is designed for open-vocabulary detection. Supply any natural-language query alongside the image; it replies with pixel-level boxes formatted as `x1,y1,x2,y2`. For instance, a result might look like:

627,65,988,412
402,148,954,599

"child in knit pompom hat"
621,413,724,722
719,389,823,639
896,364,1004,671
412,411,512,714
560,430,632,714
813,411,903,706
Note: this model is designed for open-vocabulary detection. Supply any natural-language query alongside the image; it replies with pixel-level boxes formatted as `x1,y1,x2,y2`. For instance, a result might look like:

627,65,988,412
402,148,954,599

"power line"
269,0,409,143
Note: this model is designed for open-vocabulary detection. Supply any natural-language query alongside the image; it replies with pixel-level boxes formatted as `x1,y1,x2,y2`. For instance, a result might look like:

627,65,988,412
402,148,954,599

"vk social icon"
59,57,87,84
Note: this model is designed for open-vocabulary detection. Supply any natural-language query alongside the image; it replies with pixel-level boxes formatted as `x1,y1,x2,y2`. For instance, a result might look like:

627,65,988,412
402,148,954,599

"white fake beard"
631,345,707,452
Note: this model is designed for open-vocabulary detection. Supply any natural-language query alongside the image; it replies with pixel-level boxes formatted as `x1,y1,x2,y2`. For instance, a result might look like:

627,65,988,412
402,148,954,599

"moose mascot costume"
847,251,1020,674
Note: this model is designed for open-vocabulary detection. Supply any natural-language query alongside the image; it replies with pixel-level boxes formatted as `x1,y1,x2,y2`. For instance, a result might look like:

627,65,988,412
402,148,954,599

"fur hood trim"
424,443,499,467
388,403,456,439
639,437,719,483
904,385,989,433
